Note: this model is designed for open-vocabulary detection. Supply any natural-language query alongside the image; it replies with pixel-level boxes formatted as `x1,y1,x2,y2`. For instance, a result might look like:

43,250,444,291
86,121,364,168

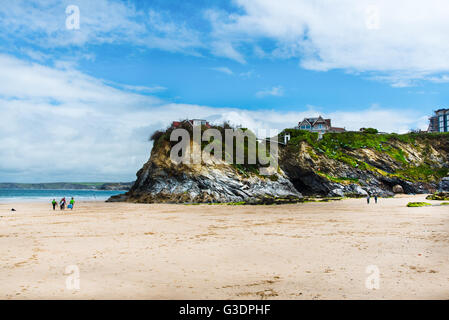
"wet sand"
0,195,448,299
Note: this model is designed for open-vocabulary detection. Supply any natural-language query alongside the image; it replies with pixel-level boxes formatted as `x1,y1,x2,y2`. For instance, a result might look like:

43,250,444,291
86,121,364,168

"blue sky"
1,0,449,182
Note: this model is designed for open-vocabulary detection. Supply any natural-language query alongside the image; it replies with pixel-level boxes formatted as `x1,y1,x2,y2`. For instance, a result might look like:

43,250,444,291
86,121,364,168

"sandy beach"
0,195,448,300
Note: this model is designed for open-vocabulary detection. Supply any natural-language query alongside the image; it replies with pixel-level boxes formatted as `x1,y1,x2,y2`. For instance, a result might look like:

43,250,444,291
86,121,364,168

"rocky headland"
108,124,449,204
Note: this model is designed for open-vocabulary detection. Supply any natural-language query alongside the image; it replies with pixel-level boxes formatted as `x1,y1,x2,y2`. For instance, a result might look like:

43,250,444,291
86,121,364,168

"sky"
1,0,449,182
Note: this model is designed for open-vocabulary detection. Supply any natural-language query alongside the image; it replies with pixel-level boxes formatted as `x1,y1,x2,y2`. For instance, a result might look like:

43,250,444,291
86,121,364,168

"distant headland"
0,182,134,191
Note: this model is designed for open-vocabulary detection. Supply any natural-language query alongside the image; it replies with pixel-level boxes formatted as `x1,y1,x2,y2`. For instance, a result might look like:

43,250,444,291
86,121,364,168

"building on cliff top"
297,116,346,134
172,119,211,128
428,109,449,133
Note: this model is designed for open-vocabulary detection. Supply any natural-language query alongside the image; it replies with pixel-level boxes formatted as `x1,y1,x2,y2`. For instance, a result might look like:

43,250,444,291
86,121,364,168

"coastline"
1,195,448,299
0,189,126,204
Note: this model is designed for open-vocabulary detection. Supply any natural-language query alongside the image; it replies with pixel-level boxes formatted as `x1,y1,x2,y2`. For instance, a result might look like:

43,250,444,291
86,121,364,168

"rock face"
99,182,134,191
439,177,449,191
108,141,302,204
108,129,449,203
426,192,449,201
278,132,449,198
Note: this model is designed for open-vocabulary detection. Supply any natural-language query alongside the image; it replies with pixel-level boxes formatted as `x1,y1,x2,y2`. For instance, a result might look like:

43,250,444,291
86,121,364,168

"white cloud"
120,84,167,93
427,75,449,84
328,106,429,133
210,41,246,64
207,0,449,85
210,66,234,75
4,0,449,86
0,0,203,54
256,86,284,98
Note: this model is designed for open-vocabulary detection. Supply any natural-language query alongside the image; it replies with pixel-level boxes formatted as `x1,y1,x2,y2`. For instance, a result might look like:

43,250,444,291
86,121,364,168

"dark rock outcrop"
108,141,302,204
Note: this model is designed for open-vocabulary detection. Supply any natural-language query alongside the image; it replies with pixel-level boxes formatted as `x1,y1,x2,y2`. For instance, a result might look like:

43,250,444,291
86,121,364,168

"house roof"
329,127,346,133
299,119,313,126
299,116,331,127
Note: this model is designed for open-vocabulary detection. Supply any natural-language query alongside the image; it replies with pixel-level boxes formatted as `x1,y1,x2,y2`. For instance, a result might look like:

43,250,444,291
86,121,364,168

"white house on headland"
297,116,346,134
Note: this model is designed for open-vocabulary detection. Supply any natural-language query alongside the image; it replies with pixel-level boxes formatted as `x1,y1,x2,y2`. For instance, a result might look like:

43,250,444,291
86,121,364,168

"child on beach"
367,195,370,204
51,199,57,210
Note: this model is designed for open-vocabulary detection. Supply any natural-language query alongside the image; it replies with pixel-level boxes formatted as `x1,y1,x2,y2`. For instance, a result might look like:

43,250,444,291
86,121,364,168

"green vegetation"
426,192,449,201
280,129,449,183
395,165,448,182
316,171,359,184
207,201,247,206
151,123,448,184
407,202,432,207
186,202,247,206
441,202,449,206
303,197,343,203
151,120,278,177
361,128,379,134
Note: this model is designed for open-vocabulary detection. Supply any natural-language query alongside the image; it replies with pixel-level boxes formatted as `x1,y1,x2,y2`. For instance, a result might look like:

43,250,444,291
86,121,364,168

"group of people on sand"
366,195,378,204
51,197,75,211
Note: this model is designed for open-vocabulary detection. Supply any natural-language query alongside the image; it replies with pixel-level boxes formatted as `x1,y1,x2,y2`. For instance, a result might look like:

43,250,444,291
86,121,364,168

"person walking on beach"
69,197,75,210
367,195,370,204
60,197,66,210
51,199,57,211
374,195,378,204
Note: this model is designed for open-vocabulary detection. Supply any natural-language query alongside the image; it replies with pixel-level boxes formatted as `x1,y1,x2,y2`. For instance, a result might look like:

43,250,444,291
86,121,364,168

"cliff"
279,130,449,197
108,126,449,204
108,140,302,204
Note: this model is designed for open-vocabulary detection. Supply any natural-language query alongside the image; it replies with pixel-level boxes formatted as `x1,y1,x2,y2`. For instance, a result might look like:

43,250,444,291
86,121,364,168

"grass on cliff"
150,123,448,183
316,171,359,184
282,129,449,183
150,121,276,177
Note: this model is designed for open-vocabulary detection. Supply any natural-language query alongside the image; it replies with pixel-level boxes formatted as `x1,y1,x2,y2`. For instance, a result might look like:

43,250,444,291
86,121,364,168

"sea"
0,189,126,203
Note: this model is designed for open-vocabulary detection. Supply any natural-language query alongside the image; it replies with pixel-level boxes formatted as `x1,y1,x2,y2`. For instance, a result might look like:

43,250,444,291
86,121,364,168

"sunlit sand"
0,195,448,299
